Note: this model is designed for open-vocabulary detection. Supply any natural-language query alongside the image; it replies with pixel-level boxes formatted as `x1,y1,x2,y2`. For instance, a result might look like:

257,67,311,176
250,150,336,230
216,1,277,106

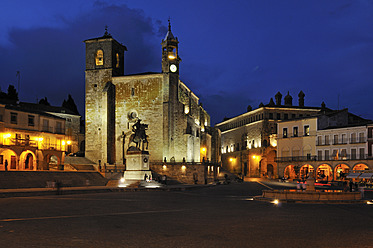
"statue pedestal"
123,151,151,181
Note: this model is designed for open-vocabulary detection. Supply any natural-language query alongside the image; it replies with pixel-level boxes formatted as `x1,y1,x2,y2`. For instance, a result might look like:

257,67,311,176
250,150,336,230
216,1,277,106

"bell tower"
84,28,127,166
161,20,181,74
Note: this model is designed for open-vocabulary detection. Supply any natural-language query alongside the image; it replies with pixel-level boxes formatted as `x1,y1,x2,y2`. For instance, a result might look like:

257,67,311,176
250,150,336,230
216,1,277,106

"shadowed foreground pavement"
0,181,372,248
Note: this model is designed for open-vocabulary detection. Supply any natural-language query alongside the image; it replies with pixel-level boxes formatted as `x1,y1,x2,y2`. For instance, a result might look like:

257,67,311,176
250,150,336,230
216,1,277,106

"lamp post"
121,131,126,165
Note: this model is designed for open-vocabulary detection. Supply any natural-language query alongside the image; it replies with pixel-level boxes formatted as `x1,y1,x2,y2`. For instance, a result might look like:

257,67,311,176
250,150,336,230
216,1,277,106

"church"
84,22,212,167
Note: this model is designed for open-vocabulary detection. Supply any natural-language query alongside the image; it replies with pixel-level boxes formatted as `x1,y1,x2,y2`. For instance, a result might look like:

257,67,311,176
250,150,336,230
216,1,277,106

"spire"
164,18,175,41
102,25,112,38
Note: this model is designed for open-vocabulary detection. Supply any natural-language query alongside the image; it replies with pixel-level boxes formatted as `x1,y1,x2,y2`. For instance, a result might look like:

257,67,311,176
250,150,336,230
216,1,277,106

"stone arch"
267,164,274,179
0,149,18,170
352,163,369,171
20,150,36,170
284,164,297,180
300,164,314,179
46,154,60,170
334,164,350,181
316,164,333,181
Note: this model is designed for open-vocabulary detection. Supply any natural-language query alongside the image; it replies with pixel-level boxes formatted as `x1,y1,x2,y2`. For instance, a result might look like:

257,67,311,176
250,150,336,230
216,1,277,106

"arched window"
95,50,104,66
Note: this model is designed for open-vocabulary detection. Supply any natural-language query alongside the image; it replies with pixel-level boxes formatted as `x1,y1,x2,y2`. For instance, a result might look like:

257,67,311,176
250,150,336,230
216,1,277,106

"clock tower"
162,20,181,74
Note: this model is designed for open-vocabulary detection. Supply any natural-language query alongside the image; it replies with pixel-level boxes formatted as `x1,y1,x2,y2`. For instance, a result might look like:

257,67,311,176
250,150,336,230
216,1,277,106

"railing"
276,154,373,162
275,156,317,162
1,138,38,147
316,138,366,146
280,131,316,138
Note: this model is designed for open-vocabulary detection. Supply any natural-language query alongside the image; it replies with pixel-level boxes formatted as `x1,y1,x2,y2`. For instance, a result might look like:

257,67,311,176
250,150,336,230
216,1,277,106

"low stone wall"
262,190,362,201
150,163,219,184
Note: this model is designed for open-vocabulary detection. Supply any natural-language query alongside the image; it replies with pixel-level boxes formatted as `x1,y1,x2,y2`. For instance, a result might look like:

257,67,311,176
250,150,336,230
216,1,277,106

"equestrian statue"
128,119,149,151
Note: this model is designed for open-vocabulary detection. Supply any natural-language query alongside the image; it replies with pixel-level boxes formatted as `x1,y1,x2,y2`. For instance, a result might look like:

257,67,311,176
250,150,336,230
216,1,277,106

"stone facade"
215,91,322,179
84,25,212,168
0,103,67,171
276,109,373,181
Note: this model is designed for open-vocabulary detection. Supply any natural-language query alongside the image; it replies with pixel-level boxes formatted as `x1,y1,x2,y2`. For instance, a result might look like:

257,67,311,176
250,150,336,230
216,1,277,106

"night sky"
1,0,372,125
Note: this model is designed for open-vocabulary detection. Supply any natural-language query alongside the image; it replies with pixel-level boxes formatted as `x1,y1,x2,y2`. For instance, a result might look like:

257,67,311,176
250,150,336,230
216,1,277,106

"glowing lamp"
3,133,11,139
67,140,71,145
168,54,176,59
163,165,167,170
252,155,256,159
38,137,43,142
62,141,66,145
181,165,186,171
229,158,233,162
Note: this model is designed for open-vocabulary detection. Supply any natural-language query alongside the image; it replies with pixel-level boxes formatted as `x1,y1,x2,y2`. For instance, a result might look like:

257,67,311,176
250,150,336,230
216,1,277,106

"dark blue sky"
1,0,372,124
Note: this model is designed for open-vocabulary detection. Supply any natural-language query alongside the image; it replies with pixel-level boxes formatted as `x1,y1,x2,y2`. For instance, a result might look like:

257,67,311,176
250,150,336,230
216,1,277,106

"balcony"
275,155,317,162
316,138,365,146
276,154,373,162
1,138,38,147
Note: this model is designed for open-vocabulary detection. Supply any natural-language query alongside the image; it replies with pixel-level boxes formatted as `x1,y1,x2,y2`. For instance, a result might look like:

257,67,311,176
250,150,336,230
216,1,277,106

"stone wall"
151,162,218,184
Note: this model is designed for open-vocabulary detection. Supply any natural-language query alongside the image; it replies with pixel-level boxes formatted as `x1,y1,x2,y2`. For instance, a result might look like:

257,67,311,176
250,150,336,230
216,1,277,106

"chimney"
275,92,282,106
284,91,293,106
298,90,305,107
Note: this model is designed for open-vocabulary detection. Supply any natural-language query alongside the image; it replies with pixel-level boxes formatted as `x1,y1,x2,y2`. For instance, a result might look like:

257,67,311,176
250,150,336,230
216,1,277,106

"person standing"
4,160,8,171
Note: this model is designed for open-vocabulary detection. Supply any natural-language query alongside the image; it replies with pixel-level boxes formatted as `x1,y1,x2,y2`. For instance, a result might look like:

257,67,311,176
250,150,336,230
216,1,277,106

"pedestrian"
296,181,301,191
144,174,148,181
349,180,353,192
56,181,61,195
4,160,8,171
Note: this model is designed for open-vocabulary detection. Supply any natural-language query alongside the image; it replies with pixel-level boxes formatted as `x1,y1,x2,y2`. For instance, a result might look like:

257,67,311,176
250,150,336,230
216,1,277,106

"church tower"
84,28,127,165
161,20,183,160
161,20,181,74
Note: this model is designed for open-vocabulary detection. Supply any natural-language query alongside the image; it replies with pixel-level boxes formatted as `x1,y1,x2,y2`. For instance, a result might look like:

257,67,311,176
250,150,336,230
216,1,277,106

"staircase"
0,171,108,189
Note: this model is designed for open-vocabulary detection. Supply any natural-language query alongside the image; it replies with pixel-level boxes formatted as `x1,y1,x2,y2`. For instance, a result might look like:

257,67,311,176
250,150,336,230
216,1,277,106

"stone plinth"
123,151,151,181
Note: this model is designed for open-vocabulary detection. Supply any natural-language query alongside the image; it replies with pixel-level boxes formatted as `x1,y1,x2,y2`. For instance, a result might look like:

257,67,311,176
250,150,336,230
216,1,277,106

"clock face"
170,64,177,73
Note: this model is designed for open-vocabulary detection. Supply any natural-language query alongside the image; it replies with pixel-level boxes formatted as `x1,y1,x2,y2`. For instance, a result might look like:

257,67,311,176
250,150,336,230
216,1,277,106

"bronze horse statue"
128,120,149,151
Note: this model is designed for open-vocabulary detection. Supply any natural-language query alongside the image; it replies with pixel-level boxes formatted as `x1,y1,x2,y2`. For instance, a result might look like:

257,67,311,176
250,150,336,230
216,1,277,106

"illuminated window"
293,127,298,137
95,50,104,66
283,128,288,138
304,125,310,136
116,53,120,68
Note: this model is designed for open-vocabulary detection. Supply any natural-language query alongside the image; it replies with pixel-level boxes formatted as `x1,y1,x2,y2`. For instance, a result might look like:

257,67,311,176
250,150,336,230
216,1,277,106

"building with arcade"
276,108,373,181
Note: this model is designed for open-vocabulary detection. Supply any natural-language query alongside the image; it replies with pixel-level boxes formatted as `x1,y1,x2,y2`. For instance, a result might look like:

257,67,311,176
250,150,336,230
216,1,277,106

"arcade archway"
20,151,36,170
284,165,298,180
48,155,59,170
0,149,18,170
353,163,369,171
334,164,349,181
316,164,333,181
300,164,314,179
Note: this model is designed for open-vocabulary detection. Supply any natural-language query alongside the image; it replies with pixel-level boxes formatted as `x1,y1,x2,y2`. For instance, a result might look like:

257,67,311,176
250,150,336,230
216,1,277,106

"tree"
39,97,50,106
7,85,19,101
62,94,79,115
0,85,18,103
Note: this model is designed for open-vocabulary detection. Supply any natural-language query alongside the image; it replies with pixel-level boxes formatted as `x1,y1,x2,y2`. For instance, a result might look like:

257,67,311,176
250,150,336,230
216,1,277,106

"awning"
346,173,361,179
359,173,373,179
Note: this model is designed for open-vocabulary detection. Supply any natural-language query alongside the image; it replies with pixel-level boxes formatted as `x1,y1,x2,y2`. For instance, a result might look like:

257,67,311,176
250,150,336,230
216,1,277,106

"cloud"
0,3,165,116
